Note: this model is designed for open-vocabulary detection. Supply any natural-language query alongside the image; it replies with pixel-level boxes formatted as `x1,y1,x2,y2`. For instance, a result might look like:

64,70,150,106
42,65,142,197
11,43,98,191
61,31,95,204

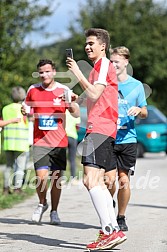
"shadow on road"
0,218,99,229
0,232,86,250
129,203,167,209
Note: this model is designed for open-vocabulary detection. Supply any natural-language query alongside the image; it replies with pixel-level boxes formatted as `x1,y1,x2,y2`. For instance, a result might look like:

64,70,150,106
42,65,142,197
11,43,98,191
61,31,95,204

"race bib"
38,115,58,130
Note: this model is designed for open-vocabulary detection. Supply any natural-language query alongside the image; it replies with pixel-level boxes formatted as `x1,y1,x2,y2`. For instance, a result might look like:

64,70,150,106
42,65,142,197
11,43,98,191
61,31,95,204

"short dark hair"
85,28,110,52
37,59,56,69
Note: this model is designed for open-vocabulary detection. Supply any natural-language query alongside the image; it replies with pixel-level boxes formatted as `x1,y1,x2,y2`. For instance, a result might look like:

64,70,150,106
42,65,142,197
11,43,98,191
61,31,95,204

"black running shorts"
110,143,137,175
33,146,66,171
81,133,115,172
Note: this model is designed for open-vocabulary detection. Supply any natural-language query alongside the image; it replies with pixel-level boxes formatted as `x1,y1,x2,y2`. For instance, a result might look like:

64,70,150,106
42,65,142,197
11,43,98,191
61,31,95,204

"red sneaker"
86,230,120,250
117,230,127,243
109,230,127,249
86,230,104,251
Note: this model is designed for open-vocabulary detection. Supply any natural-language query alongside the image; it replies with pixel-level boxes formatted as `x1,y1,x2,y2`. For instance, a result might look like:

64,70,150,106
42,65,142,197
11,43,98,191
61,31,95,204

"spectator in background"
2,86,30,194
65,110,80,181
0,117,21,158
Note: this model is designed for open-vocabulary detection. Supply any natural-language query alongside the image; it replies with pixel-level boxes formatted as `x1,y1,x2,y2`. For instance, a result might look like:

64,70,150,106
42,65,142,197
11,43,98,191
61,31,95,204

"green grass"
0,156,83,210
0,168,36,209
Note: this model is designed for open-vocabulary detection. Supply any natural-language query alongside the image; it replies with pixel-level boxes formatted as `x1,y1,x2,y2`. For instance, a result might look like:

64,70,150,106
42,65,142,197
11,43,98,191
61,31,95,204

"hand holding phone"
66,48,73,59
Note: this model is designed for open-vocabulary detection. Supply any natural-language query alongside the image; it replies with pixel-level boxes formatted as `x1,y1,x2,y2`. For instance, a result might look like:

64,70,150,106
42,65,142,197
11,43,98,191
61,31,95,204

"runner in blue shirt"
105,46,148,231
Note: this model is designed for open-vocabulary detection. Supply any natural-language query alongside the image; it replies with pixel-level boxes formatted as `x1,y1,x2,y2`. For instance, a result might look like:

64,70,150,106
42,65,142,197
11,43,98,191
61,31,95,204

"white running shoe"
32,203,48,223
50,210,61,225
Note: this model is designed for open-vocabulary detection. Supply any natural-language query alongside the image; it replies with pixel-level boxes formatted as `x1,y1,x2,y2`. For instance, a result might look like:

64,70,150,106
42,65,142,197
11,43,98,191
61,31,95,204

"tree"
0,0,54,112
53,0,167,114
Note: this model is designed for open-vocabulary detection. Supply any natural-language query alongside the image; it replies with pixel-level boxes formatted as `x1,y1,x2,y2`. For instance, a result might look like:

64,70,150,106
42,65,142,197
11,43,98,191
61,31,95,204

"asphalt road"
0,152,167,252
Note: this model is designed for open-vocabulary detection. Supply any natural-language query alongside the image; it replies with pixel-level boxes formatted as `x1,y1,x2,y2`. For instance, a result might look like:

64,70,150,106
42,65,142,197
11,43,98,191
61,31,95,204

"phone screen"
66,48,73,59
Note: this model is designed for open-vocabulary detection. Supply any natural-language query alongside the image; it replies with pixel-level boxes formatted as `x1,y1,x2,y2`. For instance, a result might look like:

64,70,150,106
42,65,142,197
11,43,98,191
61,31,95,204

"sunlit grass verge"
0,156,83,210
0,169,36,210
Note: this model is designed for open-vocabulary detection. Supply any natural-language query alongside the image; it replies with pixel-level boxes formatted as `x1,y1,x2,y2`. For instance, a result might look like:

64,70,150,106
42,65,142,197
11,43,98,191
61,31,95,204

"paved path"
0,153,167,251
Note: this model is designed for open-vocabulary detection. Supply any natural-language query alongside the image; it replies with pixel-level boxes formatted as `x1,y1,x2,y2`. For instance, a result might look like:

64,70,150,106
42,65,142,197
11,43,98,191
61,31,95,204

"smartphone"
66,48,73,59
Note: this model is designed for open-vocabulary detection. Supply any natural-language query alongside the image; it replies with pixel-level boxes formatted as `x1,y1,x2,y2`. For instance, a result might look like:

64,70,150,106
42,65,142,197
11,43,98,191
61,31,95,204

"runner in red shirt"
22,59,79,225
66,28,127,250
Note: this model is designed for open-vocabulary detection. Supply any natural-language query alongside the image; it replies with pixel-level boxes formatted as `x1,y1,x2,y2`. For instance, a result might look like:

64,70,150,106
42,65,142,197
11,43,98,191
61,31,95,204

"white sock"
89,186,112,234
104,188,119,231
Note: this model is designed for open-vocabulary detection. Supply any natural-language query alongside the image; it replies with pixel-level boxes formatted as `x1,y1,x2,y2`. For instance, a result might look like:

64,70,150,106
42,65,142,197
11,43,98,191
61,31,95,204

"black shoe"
117,215,128,231
3,187,12,195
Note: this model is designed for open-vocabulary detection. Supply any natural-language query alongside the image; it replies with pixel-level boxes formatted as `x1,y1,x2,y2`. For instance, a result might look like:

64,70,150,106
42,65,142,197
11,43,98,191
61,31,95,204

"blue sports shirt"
116,75,147,144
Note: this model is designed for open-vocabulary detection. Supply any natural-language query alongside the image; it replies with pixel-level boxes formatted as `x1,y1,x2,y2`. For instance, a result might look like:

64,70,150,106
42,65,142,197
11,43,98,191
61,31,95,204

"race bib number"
38,115,58,130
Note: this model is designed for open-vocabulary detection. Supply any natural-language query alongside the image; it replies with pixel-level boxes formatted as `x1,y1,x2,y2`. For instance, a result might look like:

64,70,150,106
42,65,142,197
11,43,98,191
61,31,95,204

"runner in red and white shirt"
22,59,79,225
86,57,118,138
26,82,71,147
66,28,127,250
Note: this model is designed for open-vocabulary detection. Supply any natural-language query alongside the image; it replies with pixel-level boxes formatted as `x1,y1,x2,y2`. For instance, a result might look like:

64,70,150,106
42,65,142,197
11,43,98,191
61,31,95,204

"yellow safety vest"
65,110,81,140
2,103,29,152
